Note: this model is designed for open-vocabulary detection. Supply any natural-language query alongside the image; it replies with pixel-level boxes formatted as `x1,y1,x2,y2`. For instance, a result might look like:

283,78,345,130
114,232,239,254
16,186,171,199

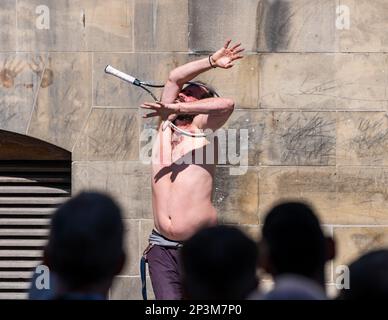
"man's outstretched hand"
211,40,245,69
141,101,177,120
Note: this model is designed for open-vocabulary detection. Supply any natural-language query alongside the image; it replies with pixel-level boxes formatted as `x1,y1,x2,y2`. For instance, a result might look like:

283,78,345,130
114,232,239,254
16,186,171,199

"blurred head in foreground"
44,191,126,300
181,225,258,300
337,249,388,300
260,201,336,300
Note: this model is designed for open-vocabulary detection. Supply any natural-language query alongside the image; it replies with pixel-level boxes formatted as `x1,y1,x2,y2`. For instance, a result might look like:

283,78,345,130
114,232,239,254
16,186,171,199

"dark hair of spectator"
262,202,326,279
45,191,125,289
181,225,258,300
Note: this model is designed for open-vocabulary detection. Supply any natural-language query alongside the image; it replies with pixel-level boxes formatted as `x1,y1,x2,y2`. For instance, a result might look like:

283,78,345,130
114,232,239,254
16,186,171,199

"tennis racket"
105,65,218,137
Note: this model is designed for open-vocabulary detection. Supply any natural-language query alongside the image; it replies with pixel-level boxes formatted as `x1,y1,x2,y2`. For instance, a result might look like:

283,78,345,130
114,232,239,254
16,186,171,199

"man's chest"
171,133,210,163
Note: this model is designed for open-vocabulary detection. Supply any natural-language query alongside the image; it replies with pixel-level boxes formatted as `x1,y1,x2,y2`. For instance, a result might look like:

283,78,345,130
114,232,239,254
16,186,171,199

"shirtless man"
141,40,244,300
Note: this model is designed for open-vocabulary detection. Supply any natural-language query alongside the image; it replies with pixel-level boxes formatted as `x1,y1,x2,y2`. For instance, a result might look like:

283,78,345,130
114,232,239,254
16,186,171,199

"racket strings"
139,84,159,101
105,65,214,138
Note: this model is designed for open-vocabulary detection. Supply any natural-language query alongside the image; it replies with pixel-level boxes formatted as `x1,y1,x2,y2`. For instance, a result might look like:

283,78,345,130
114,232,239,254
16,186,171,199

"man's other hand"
141,101,178,120
211,39,245,69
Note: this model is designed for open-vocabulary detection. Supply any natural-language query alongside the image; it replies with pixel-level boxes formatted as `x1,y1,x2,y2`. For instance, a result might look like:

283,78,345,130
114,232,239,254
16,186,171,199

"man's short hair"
181,225,258,299
183,81,219,99
45,191,125,289
262,202,326,278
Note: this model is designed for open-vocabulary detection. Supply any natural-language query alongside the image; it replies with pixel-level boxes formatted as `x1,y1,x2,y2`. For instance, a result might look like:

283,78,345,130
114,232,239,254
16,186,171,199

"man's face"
176,85,209,103
174,85,210,125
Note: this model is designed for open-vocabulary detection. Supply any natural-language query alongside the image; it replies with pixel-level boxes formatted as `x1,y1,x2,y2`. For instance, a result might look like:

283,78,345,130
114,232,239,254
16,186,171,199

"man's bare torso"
151,123,217,241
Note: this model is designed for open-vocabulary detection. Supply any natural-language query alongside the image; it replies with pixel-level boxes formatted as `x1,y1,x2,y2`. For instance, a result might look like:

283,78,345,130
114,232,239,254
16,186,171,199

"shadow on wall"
258,0,291,52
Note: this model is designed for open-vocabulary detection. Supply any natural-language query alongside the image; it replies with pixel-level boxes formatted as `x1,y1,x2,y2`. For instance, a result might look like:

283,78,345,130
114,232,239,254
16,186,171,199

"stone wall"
1,0,388,299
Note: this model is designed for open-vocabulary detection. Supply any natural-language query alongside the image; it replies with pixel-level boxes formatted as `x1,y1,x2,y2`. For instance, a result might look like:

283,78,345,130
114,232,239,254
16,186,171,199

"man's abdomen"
152,164,216,241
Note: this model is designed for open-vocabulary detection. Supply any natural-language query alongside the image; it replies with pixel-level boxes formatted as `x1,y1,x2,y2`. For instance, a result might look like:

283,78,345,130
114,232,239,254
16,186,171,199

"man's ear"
325,236,336,262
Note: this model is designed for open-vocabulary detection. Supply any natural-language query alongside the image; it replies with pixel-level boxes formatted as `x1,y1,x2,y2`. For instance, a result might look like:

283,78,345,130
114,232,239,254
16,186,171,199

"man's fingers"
231,43,242,51
140,104,157,110
141,102,156,107
141,102,160,109
234,48,245,54
142,112,158,118
231,55,244,61
225,63,235,69
224,39,231,49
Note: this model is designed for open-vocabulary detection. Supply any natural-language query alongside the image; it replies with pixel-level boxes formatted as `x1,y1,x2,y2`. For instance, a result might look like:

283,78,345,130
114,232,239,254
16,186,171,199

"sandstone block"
260,53,388,110
340,0,388,52
259,53,337,109
0,0,16,51
72,108,139,161
337,112,388,166
258,167,337,224
72,161,152,219
260,112,336,166
28,52,92,151
258,0,339,52
214,166,259,225
189,0,260,52
17,0,133,51
134,0,188,51
336,166,388,224
334,227,388,268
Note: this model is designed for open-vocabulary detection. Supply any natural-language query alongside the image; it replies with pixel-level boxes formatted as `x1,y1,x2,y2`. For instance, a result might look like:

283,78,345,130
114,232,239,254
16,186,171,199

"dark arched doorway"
0,130,71,299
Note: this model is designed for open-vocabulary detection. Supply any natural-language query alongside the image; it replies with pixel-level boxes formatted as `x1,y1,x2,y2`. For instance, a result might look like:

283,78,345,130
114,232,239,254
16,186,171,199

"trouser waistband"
149,229,184,248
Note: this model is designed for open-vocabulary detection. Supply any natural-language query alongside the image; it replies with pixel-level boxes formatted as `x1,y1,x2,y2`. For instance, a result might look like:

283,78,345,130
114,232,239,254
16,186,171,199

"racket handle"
105,65,141,86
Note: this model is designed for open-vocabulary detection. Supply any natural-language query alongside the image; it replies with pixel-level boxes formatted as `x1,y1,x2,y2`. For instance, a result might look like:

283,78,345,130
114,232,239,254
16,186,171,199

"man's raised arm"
169,39,244,85
160,52,215,106
144,40,244,122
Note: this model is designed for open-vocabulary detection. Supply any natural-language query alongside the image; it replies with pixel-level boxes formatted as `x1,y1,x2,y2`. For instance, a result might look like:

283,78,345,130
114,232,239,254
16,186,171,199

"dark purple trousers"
146,245,183,300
